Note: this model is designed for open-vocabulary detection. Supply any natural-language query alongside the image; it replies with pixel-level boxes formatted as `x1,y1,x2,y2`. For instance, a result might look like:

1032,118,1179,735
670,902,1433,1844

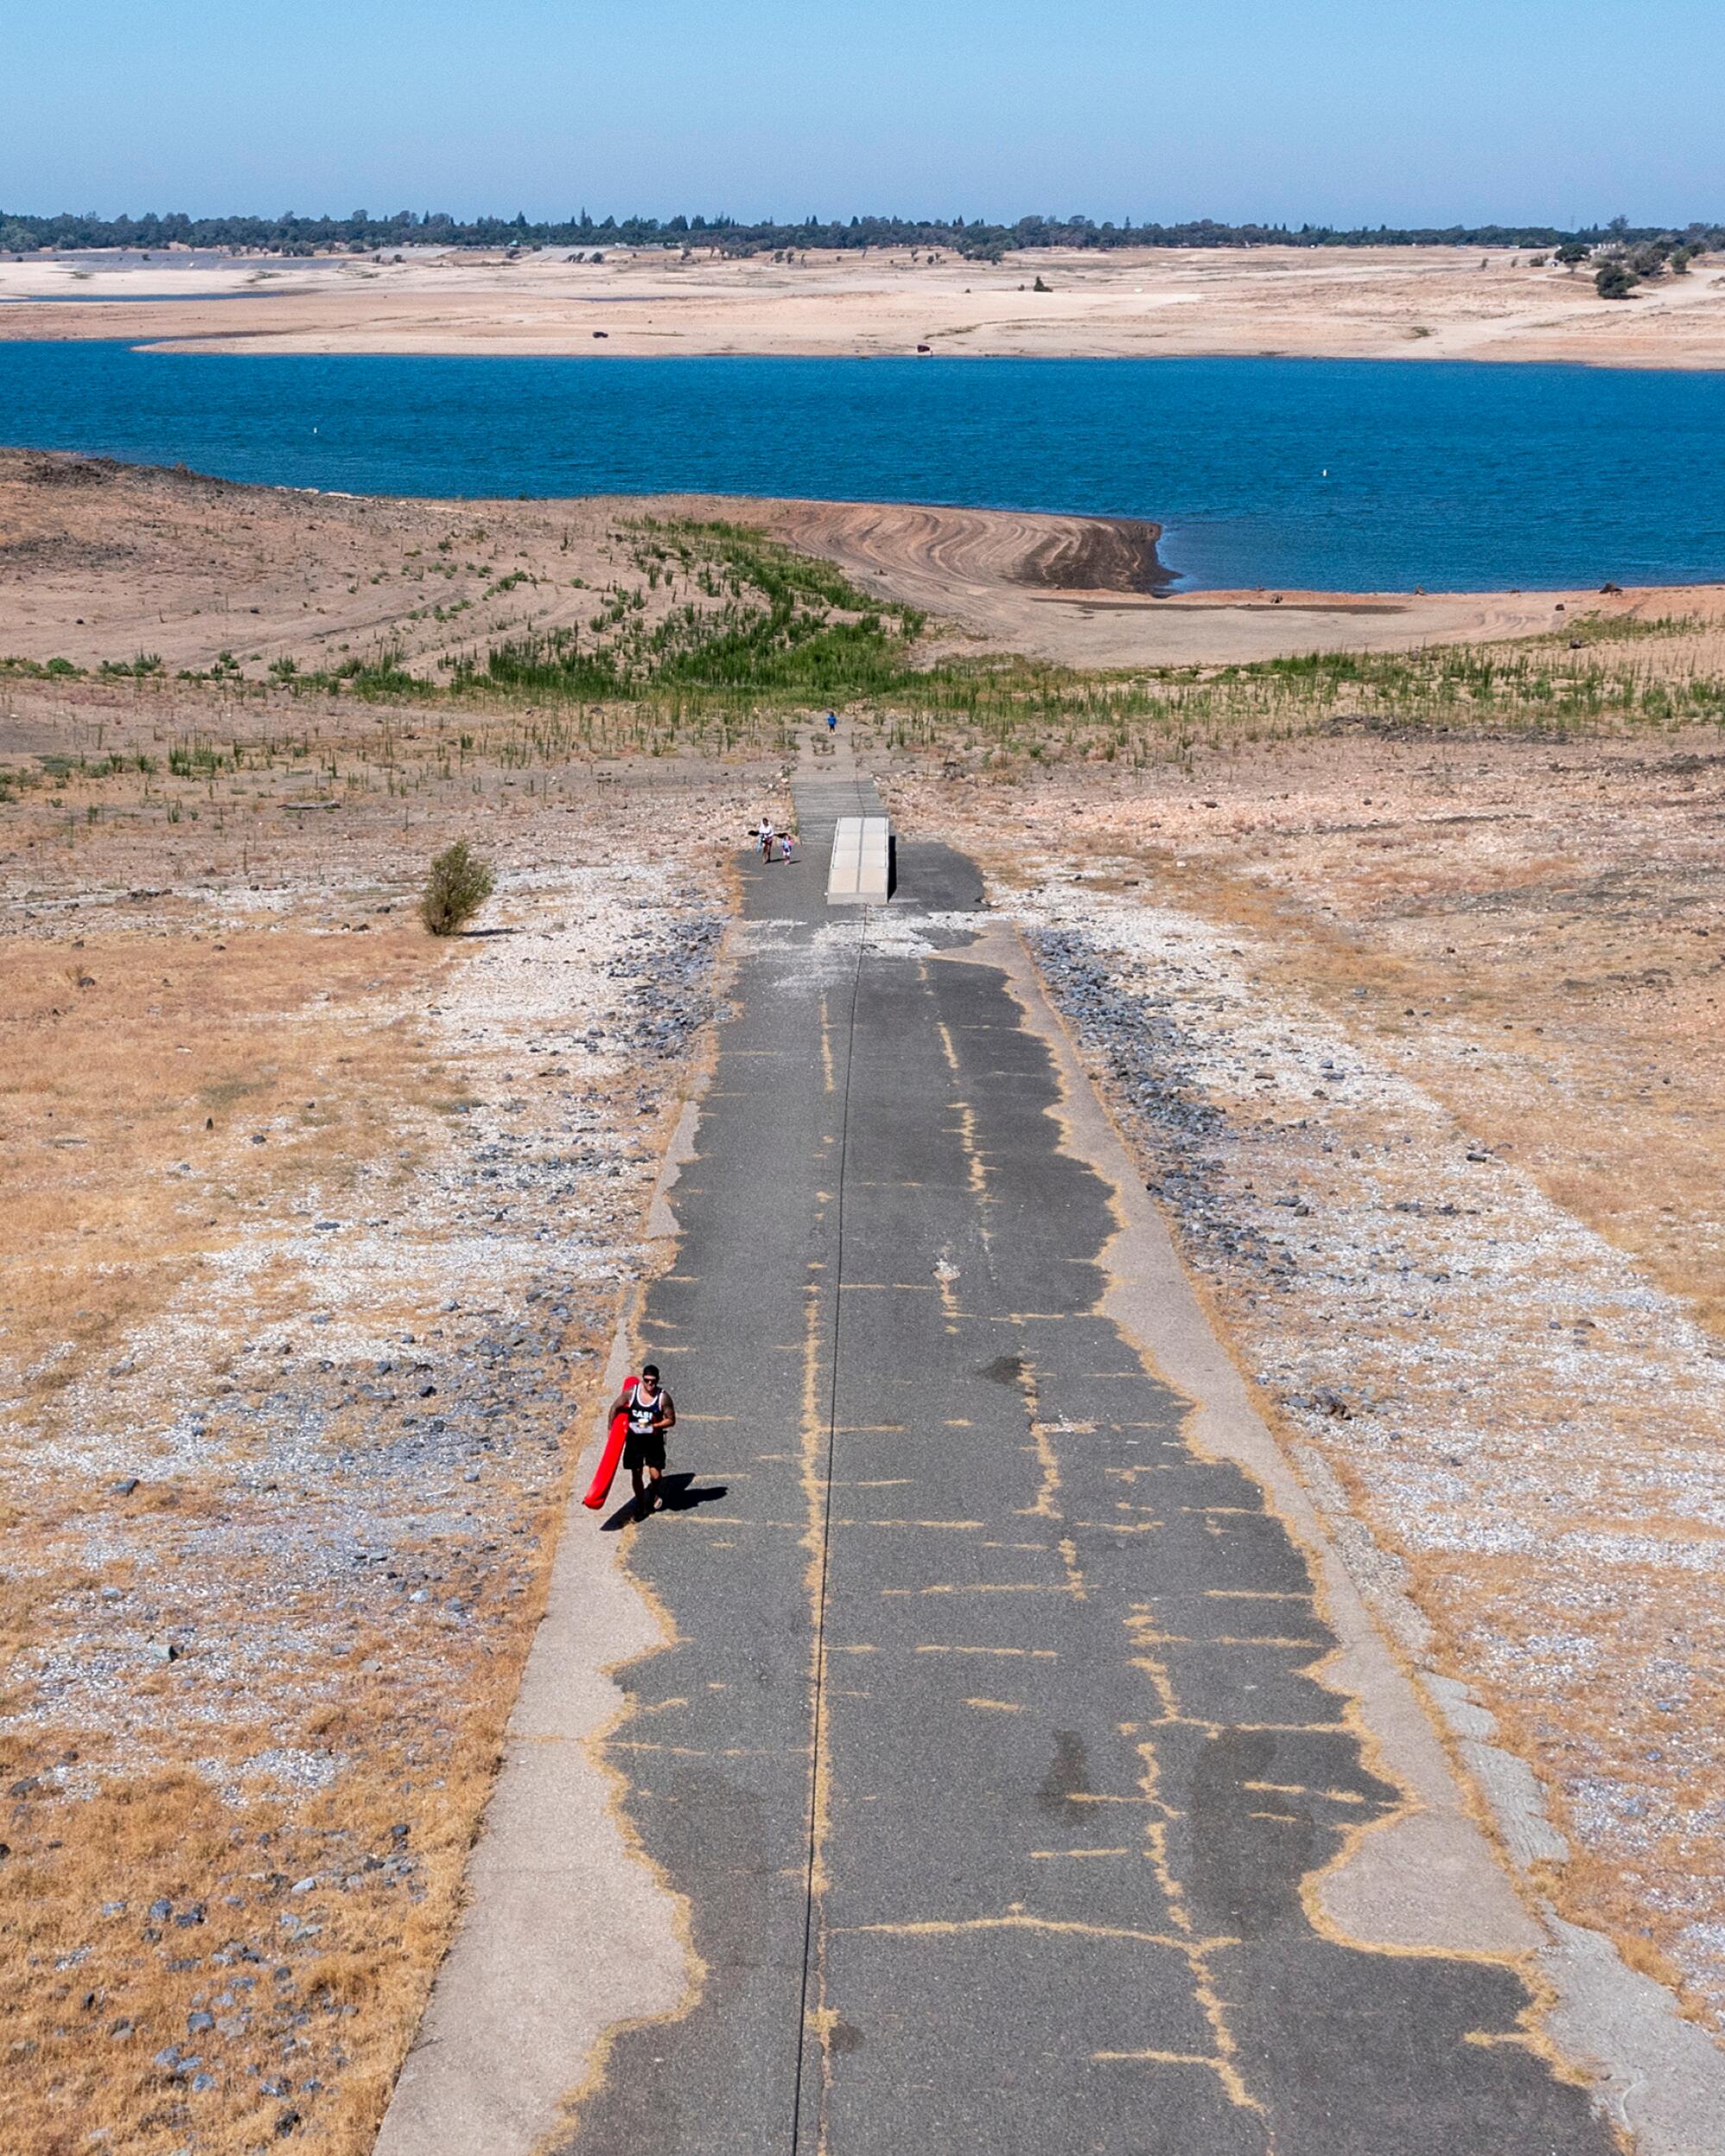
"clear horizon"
3,0,1717,233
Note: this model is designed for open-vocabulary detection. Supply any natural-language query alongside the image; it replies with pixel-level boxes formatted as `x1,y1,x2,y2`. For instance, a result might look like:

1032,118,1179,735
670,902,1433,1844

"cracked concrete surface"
375,760,1722,2155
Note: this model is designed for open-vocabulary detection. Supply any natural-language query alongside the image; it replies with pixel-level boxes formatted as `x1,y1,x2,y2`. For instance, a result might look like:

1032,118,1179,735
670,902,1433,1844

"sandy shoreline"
3,449,1723,673
711,496,1725,662
3,244,1724,368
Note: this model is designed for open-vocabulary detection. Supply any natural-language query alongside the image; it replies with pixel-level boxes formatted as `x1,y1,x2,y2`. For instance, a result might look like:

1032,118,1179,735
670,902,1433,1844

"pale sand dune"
3,244,1724,368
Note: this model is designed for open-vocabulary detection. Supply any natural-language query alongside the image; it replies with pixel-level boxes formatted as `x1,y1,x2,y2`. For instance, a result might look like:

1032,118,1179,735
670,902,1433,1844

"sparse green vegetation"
10,605,1717,811
0,654,86,679
452,519,925,707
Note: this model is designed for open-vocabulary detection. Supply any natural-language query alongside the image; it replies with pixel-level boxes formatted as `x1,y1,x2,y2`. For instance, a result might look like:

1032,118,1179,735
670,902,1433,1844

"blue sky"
3,0,1717,227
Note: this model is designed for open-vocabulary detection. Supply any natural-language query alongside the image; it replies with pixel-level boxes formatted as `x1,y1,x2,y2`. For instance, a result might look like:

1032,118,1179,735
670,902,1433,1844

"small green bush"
421,839,495,937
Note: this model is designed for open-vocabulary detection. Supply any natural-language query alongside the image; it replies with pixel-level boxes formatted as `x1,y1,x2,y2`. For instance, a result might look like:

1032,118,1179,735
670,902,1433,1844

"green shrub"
1596,259,1639,299
420,839,496,937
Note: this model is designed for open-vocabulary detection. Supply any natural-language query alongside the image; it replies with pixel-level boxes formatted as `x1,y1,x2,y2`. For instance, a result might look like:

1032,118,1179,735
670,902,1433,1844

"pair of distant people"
756,817,796,864
753,713,835,864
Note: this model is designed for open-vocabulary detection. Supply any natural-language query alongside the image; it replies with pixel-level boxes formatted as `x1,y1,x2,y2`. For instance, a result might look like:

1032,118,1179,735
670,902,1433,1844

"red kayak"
582,1377,637,1510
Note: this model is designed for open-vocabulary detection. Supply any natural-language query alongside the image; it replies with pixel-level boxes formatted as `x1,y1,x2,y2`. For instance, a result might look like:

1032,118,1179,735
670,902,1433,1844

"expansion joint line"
789,912,867,2156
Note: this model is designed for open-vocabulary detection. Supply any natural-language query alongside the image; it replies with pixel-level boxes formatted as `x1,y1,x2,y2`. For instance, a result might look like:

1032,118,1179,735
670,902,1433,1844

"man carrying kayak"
611,1362,675,1517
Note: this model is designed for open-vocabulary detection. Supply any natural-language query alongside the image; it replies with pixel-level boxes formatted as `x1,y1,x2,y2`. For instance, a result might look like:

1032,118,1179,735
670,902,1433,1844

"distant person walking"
778,830,796,864
612,1363,675,1518
757,816,776,864
825,711,838,733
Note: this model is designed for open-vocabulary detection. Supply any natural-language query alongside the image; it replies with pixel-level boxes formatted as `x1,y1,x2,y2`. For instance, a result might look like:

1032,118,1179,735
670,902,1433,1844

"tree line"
1,207,1721,262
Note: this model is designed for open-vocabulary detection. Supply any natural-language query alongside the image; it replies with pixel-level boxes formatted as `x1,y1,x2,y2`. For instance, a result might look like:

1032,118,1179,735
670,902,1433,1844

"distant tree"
1553,241,1590,267
1627,239,1675,278
1595,258,1640,299
0,202,1716,261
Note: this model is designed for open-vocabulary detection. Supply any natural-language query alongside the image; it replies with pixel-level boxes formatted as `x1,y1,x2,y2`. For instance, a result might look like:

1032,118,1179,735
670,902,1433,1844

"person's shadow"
599,1474,729,1531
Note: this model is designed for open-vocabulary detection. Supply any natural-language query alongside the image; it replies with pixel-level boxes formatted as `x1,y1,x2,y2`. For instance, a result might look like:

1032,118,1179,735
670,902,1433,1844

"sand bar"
3,244,1725,368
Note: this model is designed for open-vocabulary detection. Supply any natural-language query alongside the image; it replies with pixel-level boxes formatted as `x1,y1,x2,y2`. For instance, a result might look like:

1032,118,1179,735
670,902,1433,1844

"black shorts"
624,1430,666,1473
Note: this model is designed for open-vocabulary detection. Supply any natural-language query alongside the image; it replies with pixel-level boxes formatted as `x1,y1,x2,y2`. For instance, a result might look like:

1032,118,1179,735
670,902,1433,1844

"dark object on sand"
1600,581,1624,594
593,329,609,339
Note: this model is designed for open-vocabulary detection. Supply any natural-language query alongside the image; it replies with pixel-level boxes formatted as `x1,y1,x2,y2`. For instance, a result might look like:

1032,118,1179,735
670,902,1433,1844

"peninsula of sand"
3,243,1725,367
3,449,1722,673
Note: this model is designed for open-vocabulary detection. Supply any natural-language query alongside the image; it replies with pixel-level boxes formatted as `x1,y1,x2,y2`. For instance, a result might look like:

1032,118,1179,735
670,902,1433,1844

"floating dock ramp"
826,814,894,905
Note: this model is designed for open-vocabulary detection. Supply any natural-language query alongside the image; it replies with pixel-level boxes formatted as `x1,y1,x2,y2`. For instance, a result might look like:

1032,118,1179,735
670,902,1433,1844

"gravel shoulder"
0,696,769,2154
889,739,1725,2046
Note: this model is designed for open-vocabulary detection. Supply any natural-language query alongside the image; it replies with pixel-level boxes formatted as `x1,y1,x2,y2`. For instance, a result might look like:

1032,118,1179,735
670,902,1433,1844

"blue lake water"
3,339,1722,592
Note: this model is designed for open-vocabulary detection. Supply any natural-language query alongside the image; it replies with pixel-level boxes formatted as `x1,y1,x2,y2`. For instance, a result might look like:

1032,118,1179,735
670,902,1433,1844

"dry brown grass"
0,910,503,2153
1130,751,1725,1345
1,926,447,1384
0,665,750,2152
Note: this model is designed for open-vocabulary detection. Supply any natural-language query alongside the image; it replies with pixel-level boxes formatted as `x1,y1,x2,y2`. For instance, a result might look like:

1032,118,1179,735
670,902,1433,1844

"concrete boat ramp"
376,753,1719,2156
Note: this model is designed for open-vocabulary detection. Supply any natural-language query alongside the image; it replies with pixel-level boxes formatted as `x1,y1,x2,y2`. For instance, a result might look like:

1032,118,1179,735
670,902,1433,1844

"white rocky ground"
0,811,737,2150
1000,867,1725,2026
